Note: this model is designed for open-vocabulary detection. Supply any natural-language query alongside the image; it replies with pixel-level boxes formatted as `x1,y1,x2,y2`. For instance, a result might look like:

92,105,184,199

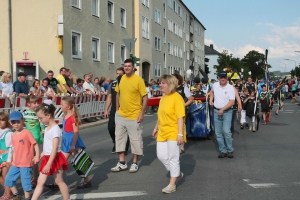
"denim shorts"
5,165,32,191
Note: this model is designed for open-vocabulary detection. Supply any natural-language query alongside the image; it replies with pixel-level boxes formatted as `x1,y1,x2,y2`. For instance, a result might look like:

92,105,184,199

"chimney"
210,44,214,49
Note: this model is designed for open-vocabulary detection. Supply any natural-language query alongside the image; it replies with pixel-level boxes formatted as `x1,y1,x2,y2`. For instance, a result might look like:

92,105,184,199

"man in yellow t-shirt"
111,59,148,173
56,67,72,95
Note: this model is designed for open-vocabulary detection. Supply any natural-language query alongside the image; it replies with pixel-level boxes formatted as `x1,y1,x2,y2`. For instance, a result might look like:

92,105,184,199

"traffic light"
204,57,210,74
130,54,140,67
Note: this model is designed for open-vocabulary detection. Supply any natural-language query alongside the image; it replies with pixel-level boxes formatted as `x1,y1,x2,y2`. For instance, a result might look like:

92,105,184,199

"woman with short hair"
152,74,185,194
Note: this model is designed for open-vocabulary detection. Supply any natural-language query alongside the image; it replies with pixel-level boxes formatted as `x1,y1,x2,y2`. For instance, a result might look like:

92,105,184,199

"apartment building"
0,0,204,83
137,0,205,82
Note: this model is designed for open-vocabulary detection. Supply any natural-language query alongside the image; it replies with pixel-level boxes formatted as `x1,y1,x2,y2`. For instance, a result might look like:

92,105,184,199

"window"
163,28,166,43
121,45,126,63
186,51,190,60
154,9,161,24
142,16,150,39
91,0,99,17
155,64,161,77
92,37,100,61
179,6,182,17
164,53,166,68
120,8,126,27
71,31,82,59
71,0,81,9
108,42,114,63
168,0,172,8
168,19,173,31
142,0,149,7
163,3,166,18
154,36,161,51
108,1,114,23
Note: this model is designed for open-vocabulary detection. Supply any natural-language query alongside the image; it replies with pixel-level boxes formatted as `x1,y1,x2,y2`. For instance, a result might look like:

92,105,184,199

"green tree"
290,66,300,78
241,50,271,80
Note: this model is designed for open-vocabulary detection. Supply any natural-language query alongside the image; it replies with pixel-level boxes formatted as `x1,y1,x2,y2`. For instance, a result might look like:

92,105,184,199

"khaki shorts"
115,112,143,155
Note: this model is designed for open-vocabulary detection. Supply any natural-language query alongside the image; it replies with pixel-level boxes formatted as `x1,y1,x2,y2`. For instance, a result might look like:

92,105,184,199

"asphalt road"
22,102,300,199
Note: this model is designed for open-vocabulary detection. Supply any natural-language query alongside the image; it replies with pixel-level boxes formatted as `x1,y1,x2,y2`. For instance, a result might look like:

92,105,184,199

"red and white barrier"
0,94,160,124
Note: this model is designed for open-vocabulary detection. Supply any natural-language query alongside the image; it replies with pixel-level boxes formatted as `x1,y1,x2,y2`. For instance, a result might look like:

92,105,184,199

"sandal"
45,183,59,189
77,181,92,189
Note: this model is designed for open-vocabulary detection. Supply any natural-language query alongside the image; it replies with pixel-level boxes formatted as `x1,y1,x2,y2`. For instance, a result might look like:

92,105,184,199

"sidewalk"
79,118,109,130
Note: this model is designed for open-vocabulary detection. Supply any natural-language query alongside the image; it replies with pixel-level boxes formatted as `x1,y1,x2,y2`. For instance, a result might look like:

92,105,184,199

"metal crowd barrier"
0,93,163,124
0,94,107,124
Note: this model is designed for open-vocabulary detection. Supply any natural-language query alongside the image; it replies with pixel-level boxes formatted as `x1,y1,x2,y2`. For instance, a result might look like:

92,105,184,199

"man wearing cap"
209,71,235,158
13,72,29,97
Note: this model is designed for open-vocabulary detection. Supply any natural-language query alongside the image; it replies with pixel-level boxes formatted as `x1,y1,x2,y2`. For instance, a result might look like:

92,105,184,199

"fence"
0,94,108,124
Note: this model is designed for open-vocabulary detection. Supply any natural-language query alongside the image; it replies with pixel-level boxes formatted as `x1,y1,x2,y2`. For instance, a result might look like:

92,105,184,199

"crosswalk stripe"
249,183,280,188
40,191,148,200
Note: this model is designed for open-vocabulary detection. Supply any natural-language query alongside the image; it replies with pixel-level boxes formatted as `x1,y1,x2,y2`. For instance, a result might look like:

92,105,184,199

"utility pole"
8,0,12,74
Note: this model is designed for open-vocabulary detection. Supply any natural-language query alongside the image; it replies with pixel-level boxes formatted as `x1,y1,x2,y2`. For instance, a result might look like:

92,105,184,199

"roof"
179,0,206,30
205,45,220,55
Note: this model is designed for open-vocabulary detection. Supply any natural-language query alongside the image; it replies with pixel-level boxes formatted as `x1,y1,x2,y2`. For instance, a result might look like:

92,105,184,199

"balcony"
190,25,193,34
190,43,194,51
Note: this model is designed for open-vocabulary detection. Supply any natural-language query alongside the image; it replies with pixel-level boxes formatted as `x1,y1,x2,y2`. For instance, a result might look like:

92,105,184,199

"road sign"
122,38,137,53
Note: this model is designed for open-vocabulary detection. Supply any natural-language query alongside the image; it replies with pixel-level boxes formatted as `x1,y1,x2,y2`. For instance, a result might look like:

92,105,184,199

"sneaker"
249,127,252,131
12,196,24,200
176,172,184,184
45,183,59,189
218,153,227,158
111,162,128,172
0,192,13,200
162,184,176,193
252,128,256,132
266,120,271,123
228,152,234,158
262,120,266,125
76,180,91,189
111,146,115,154
129,163,139,173
240,124,244,129
245,123,249,129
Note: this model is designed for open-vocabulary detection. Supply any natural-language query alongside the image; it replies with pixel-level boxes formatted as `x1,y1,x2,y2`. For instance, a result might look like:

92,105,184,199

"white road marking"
249,183,280,188
40,191,148,200
285,110,295,111
283,112,293,113
242,179,251,182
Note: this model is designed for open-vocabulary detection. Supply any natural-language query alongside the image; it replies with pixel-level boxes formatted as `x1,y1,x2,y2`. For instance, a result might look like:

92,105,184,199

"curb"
79,119,109,130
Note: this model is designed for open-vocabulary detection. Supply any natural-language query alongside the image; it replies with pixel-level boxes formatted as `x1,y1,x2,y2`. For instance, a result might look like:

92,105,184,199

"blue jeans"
214,109,234,153
231,109,237,133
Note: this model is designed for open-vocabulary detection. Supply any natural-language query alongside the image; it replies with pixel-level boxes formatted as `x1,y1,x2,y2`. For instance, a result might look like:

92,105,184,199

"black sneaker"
228,152,234,158
245,124,249,129
111,146,115,154
218,153,227,158
240,124,244,129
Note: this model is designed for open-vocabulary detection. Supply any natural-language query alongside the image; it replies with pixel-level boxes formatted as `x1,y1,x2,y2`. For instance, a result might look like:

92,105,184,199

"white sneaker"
162,184,176,193
249,127,252,131
129,163,139,173
110,162,127,172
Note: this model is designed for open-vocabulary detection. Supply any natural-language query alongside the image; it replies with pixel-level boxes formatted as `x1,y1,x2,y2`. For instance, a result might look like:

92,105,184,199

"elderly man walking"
209,71,235,158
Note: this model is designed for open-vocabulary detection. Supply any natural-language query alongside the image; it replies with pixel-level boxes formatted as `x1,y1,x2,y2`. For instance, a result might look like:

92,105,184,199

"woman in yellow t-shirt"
152,74,185,194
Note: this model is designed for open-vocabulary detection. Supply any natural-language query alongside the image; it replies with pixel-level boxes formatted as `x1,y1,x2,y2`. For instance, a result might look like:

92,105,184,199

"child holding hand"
5,111,39,200
31,101,69,200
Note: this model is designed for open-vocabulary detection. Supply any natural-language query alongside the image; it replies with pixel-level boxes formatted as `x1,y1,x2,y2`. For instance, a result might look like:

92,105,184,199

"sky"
183,0,300,78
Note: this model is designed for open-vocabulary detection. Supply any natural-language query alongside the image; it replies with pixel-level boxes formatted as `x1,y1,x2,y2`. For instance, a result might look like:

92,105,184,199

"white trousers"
240,110,248,124
157,141,180,177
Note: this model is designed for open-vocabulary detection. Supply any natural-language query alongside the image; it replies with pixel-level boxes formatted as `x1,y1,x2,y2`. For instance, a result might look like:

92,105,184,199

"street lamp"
284,58,297,77
276,61,287,71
